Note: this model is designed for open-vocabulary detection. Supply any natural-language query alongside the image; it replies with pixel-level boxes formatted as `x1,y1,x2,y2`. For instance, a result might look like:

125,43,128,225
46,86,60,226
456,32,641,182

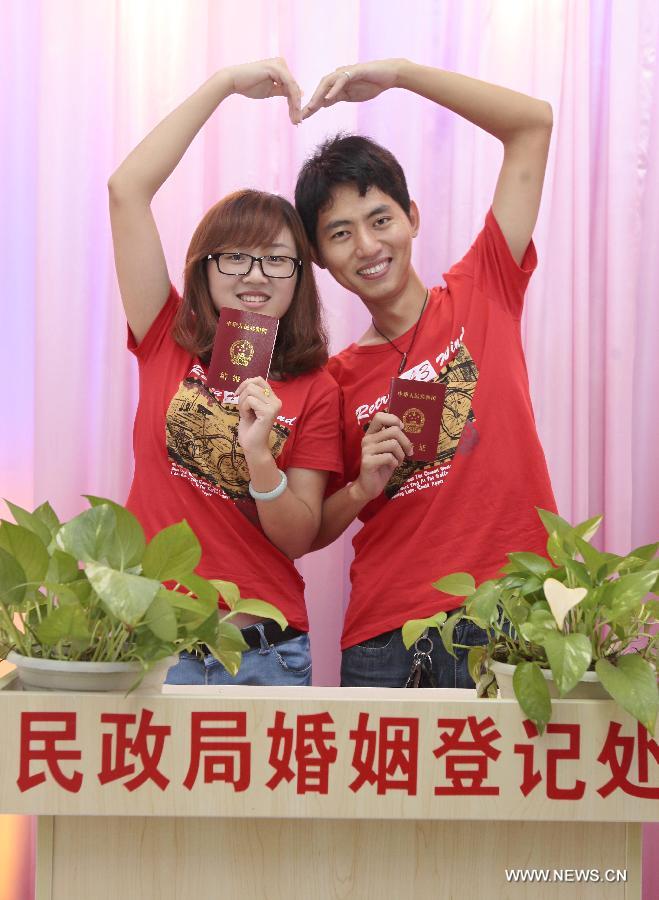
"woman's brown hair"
172,190,328,377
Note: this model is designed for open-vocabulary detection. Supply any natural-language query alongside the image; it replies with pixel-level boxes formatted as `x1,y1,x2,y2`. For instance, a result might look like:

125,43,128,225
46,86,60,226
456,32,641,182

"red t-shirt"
327,209,557,649
126,286,343,632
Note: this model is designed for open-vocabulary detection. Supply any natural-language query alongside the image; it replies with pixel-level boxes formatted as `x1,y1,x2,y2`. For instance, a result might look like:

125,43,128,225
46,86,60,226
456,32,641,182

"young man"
295,59,557,688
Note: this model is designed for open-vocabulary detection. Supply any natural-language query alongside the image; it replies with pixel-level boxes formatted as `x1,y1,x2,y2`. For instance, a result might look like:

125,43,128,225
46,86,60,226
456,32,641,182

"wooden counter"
1,668,653,899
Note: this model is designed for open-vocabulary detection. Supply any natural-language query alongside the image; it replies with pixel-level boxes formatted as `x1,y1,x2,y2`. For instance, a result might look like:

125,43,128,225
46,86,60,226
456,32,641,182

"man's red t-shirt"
327,209,557,649
126,286,343,632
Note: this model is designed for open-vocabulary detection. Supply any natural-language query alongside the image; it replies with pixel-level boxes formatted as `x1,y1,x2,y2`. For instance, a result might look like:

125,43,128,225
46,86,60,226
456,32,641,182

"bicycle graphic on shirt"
384,344,479,498
166,377,289,500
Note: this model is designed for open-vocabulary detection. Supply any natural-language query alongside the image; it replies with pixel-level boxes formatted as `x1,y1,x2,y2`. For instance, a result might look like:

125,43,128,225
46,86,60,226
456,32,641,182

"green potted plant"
403,509,658,734
0,496,286,691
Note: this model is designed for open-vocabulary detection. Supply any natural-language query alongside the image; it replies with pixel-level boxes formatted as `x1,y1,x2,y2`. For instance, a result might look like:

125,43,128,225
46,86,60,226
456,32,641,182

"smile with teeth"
237,294,270,303
357,259,391,277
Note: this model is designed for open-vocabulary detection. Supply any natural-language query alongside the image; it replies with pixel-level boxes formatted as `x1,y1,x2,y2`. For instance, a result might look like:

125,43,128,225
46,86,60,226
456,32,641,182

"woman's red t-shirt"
126,287,342,632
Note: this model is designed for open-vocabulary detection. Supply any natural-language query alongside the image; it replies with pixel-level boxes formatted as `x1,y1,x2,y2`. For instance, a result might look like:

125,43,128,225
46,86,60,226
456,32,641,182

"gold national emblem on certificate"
229,339,255,367
402,407,425,433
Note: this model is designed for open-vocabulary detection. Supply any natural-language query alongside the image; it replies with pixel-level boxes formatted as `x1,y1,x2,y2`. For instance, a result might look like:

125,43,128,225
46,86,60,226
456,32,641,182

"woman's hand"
351,411,413,503
226,58,302,123
235,377,282,459
301,59,405,121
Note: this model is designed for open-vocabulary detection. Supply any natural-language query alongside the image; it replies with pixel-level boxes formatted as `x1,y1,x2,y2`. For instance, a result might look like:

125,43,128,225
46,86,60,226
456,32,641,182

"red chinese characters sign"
99,709,171,792
433,716,501,795
18,712,83,794
350,713,419,795
12,708,659,810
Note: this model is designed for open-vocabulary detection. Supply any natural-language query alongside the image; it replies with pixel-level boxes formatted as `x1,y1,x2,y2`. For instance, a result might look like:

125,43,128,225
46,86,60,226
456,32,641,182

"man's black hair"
294,134,411,247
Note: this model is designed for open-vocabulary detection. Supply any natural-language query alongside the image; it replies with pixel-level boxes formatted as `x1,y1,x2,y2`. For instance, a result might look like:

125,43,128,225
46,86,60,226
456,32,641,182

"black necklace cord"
371,289,429,375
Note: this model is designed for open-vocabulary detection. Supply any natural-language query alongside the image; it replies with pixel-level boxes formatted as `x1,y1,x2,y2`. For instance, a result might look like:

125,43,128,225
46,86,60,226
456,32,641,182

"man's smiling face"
315,184,419,305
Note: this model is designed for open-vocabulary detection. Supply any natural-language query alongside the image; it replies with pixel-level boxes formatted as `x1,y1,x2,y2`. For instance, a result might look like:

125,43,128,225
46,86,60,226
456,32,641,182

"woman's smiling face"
206,225,299,320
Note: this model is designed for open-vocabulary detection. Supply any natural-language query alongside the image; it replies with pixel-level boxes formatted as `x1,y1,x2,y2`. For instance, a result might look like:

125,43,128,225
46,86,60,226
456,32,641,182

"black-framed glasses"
206,252,302,279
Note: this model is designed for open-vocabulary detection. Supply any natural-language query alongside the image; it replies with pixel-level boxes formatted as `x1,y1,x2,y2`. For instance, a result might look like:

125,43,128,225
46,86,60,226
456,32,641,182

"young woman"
108,59,342,686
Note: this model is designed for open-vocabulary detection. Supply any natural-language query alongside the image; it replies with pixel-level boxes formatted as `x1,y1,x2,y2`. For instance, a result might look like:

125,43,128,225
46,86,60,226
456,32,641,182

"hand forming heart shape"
228,58,401,125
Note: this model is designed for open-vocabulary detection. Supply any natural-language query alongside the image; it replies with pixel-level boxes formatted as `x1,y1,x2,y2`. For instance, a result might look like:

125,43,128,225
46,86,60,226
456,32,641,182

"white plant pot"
7,652,176,693
490,660,609,700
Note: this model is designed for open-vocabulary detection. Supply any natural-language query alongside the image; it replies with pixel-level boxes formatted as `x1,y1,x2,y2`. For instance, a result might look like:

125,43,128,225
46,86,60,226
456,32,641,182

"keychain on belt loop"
405,628,438,688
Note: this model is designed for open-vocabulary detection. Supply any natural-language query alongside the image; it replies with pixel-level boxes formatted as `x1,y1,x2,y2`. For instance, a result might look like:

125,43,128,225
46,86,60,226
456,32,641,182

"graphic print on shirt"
384,344,479,499
165,365,289,504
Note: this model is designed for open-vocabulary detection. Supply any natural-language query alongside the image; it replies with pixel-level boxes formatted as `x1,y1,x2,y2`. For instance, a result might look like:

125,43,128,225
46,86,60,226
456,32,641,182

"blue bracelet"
248,469,288,501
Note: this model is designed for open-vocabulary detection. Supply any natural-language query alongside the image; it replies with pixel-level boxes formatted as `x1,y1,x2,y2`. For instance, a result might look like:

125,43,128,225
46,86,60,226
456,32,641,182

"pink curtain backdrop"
1,2,657,898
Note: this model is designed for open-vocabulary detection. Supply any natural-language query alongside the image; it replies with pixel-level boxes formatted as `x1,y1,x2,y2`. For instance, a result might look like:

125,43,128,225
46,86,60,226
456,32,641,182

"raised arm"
302,59,552,264
108,59,302,343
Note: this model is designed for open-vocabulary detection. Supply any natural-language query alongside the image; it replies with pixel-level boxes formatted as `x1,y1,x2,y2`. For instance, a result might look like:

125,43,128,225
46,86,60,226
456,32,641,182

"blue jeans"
165,625,312,687
340,620,488,688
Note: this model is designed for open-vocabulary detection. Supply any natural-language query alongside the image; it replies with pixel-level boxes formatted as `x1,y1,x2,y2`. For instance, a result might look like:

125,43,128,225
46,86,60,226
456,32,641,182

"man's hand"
351,411,413,503
227,58,302,124
301,59,405,121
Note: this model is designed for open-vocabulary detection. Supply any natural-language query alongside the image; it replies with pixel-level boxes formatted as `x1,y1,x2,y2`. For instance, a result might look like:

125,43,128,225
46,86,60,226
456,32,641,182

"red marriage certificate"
206,308,279,393
387,377,446,462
